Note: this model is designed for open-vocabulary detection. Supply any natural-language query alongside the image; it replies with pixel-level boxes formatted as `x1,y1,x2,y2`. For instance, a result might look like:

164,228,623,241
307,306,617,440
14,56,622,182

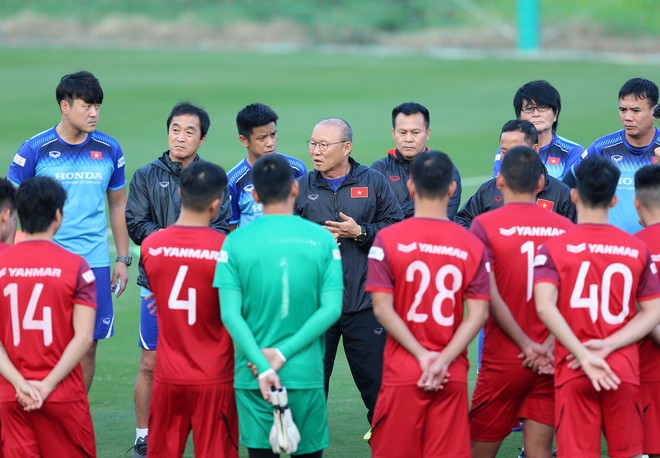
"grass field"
1,47,658,457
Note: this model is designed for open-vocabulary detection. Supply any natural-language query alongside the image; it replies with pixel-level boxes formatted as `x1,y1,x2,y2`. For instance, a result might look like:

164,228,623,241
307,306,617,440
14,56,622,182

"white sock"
136,428,148,443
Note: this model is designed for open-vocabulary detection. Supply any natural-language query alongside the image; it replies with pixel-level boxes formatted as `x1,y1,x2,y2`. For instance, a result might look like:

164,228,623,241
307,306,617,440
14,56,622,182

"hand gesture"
261,348,285,372
15,380,43,411
417,351,451,392
323,212,361,240
258,370,282,402
577,352,620,392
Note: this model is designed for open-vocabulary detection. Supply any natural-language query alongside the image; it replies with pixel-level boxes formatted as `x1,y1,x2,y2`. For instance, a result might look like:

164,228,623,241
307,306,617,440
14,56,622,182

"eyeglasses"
521,104,552,114
306,140,347,152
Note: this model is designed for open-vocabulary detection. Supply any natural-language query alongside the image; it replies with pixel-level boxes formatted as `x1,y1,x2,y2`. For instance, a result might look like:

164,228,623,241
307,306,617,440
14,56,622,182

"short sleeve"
466,250,490,300
7,142,36,186
108,144,127,190
214,237,241,291
74,260,97,309
321,236,344,293
365,234,394,294
470,219,494,266
533,244,560,286
636,249,660,302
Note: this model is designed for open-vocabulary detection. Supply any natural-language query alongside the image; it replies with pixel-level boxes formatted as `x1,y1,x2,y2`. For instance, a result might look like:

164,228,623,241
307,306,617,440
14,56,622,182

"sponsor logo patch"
611,155,623,163
118,156,126,168
82,270,96,283
244,184,255,192
397,242,417,253
332,249,342,260
567,243,587,253
389,176,401,182
368,246,385,261
148,247,163,256
12,154,26,167
49,151,61,158
494,195,503,202
533,254,547,267
308,194,319,201
159,182,169,188
218,251,229,263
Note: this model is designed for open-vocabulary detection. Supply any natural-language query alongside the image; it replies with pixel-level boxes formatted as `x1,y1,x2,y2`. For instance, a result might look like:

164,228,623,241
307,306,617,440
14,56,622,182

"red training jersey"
534,224,660,387
471,202,574,364
141,226,234,385
0,241,96,402
635,222,660,383
366,218,490,385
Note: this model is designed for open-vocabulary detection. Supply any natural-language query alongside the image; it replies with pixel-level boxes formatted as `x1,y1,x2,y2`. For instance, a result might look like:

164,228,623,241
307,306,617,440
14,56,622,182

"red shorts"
148,380,238,458
642,380,660,455
370,382,470,458
469,361,554,442
0,398,95,458
555,377,642,458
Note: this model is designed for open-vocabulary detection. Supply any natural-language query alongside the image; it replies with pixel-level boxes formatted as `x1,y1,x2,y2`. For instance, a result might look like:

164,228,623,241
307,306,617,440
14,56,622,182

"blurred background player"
216,153,343,458
140,161,236,458
492,80,583,179
0,177,97,458
0,178,17,248
6,70,130,391
371,102,462,220
125,102,231,456
366,150,489,458
634,164,660,458
534,156,660,458
456,119,576,230
295,118,403,425
469,147,574,458
563,77,660,234
227,103,306,230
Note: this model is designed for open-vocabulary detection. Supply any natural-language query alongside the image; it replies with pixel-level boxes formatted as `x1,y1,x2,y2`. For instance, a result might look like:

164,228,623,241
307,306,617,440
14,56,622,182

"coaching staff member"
295,118,403,423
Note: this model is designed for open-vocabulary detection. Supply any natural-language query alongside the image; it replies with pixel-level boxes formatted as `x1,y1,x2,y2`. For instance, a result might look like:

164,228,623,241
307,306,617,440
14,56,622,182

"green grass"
1,47,657,457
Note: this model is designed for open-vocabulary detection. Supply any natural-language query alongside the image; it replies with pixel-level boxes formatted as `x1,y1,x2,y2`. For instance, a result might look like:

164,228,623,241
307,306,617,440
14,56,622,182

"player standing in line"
534,156,660,458
140,161,237,458
371,102,462,220
634,164,660,458
125,102,231,457
227,103,307,230
0,177,97,458
468,147,574,458
0,179,17,248
563,77,660,234
215,153,343,457
492,80,583,179
365,151,489,457
6,70,130,391
294,118,403,424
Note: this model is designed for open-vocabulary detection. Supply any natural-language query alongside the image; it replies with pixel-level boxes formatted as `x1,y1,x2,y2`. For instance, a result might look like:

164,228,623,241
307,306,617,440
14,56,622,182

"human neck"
413,199,449,220
626,129,656,148
175,209,212,227
577,206,610,225
502,190,537,205
538,130,553,148
56,121,88,145
322,161,350,180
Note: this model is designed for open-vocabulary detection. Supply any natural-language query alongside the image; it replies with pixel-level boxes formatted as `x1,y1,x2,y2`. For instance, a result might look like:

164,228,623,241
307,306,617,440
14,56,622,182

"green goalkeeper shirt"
214,214,344,390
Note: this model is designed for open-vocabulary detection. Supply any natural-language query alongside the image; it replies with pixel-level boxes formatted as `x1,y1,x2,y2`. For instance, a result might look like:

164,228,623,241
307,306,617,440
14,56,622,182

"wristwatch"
354,226,367,243
115,255,133,266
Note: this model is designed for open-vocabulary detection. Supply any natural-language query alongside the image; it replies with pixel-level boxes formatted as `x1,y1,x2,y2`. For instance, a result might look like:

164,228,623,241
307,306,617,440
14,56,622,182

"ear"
425,127,431,143
0,207,9,225
238,134,250,148
533,143,540,153
535,175,545,195
391,127,396,142
495,173,505,191
342,140,352,157
609,194,619,209
251,187,263,204
406,176,415,199
633,195,641,212
447,180,457,198
209,197,221,216
570,188,579,205
198,135,206,147
59,99,70,114
290,180,299,199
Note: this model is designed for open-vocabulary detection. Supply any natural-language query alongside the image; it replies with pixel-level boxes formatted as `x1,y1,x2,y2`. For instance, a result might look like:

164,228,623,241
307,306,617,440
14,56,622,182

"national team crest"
90,151,103,160
351,187,368,198
537,198,554,210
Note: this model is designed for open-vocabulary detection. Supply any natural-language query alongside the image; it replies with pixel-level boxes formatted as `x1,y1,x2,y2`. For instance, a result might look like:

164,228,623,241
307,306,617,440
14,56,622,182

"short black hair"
166,102,211,139
635,164,660,210
575,156,620,209
392,102,430,129
179,161,228,212
653,104,660,119
500,146,545,194
500,119,539,146
16,177,67,234
253,154,294,205
236,103,278,139
56,70,103,106
0,178,16,213
513,80,561,131
619,78,659,107
410,150,454,199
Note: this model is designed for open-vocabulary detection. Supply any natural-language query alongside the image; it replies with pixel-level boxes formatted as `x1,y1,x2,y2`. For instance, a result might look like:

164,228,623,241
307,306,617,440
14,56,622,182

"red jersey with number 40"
141,226,233,385
366,218,490,386
636,222,660,383
471,203,574,364
534,224,660,387
0,241,96,403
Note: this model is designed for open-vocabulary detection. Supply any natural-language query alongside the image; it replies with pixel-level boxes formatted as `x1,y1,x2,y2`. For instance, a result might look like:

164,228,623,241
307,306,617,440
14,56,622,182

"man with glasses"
295,118,403,425
492,80,583,179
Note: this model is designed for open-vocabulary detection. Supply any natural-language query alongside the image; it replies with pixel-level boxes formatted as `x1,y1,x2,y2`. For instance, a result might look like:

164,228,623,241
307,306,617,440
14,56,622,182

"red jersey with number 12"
366,218,490,386
534,224,660,387
141,226,233,385
0,241,96,402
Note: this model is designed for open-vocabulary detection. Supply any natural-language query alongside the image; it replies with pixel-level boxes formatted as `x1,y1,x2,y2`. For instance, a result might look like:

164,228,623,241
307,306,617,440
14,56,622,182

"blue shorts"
138,287,158,350
93,267,114,340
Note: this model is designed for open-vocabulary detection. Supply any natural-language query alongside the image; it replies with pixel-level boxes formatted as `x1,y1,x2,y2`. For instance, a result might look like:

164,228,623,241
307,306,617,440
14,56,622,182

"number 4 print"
570,261,632,325
169,265,197,325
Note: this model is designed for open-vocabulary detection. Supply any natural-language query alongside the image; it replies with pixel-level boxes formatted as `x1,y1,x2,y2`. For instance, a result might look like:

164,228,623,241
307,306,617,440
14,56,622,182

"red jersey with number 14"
534,224,660,387
636,222,660,383
0,241,96,402
141,226,233,385
366,218,490,386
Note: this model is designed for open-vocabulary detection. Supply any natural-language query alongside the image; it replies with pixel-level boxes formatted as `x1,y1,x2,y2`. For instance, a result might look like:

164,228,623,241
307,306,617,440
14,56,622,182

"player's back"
0,240,95,402
140,225,233,385
472,203,573,364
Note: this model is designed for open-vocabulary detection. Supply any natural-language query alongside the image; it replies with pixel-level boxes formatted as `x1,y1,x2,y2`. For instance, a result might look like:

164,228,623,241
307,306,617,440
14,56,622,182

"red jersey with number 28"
471,202,574,364
0,241,96,402
366,218,490,386
141,226,234,385
534,224,660,387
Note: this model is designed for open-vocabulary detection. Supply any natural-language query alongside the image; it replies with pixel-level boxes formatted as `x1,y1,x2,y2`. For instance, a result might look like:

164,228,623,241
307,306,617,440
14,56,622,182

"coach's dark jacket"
295,157,403,314
371,148,462,220
125,152,231,288
454,166,576,230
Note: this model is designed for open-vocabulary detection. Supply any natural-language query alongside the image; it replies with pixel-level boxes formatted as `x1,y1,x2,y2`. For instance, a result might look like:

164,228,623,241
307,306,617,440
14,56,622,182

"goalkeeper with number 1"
215,153,343,458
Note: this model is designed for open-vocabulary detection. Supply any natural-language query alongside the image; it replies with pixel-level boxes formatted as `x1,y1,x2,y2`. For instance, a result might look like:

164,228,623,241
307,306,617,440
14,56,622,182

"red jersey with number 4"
636,222,660,383
0,241,96,402
471,203,574,364
141,226,233,385
366,218,490,386
534,224,660,387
